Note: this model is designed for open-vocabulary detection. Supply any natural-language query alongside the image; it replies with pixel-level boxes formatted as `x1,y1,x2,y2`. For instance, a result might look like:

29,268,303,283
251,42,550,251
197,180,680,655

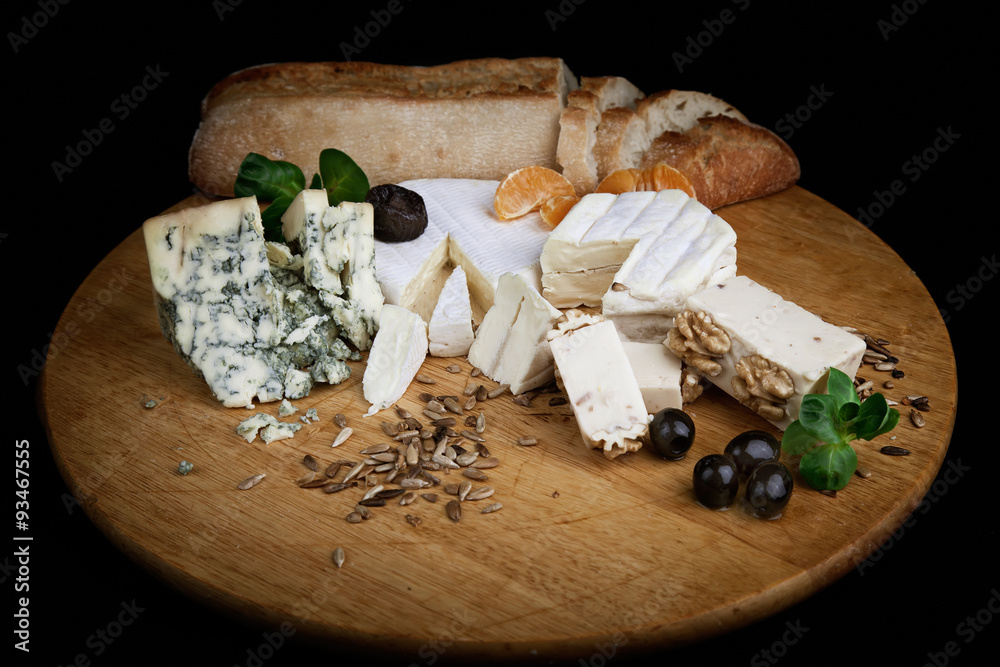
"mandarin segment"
539,194,581,228
494,165,577,220
595,163,696,198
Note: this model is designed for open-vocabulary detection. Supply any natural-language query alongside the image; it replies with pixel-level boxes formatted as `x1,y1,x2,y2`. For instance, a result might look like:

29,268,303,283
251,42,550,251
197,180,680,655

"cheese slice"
669,276,867,429
540,189,737,342
362,304,429,417
143,197,289,408
467,272,563,395
622,341,684,415
428,265,475,357
374,179,552,324
547,319,650,459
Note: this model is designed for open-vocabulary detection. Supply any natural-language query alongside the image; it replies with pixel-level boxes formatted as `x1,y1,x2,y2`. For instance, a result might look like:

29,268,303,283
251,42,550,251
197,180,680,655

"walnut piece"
665,310,731,377
731,354,794,422
680,366,705,404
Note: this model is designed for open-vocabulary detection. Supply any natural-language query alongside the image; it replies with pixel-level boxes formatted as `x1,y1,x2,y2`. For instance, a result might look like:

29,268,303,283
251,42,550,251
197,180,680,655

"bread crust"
640,115,800,209
189,58,576,196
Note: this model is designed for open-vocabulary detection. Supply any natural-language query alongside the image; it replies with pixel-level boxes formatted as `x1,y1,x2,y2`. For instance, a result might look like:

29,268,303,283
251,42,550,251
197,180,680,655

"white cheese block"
547,319,651,459
467,272,563,395
143,197,290,408
362,304,429,417
539,189,737,342
282,191,384,350
621,341,684,415
374,179,552,324
671,276,867,429
428,265,475,357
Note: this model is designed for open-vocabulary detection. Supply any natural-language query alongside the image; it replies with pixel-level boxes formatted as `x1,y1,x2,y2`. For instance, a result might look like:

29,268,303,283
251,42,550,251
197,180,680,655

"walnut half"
731,354,794,422
665,310,731,377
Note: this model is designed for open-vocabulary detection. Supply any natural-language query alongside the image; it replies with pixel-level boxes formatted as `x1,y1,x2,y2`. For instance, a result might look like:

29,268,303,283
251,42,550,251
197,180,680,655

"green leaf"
851,393,893,441
871,406,900,440
827,367,860,407
799,442,858,491
234,153,306,202
798,393,844,445
309,173,323,189
260,196,294,243
781,419,821,456
318,148,370,205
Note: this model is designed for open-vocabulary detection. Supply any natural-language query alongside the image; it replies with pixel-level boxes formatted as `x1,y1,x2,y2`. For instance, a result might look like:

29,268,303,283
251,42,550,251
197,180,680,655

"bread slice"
640,115,800,209
580,76,645,111
595,89,747,182
189,58,578,196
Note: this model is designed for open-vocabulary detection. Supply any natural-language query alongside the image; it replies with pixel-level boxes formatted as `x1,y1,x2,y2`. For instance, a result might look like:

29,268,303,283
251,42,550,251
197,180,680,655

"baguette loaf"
189,58,578,196
640,115,800,210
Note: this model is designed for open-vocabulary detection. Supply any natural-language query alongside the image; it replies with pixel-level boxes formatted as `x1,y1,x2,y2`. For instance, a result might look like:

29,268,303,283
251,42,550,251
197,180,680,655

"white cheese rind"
143,197,290,409
467,272,563,395
362,304,429,417
539,190,738,342
548,319,650,459
428,265,475,357
374,179,551,324
622,341,684,415
677,276,867,429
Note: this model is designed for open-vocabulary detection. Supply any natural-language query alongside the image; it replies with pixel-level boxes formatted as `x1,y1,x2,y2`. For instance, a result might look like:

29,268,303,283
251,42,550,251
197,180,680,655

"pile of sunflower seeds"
844,327,931,429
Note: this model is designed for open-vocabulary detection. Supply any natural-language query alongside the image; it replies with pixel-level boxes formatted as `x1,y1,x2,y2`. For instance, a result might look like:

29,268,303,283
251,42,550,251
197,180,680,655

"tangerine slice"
539,194,581,228
494,166,577,220
595,163,696,198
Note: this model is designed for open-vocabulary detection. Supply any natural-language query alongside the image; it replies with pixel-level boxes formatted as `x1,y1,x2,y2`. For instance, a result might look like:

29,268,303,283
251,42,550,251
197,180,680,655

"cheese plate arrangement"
38,57,957,663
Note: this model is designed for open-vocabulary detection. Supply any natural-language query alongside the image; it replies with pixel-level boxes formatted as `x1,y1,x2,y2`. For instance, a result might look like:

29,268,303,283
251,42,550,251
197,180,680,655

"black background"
5,1,995,666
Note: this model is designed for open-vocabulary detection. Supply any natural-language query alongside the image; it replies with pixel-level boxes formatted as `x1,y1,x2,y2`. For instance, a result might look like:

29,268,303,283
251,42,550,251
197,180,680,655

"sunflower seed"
361,484,384,501
476,385,488,402
332,427,353,447
471,367,482,377
855,380,873,394
444,483,461,495
355,504,373,519
880,445,911,456
400,478,431,490
405,514,422,527
481,503,503,514
333,547,345,568
342,461,366,483
373,462,395,474
517,436,538,447
421,493,438,503
323,482,352,494
302,454,319,471
296,471,318,486
399,491,417,506
463,468,489,481
874,362,896,372
476,443,492,458
237,473,266,490
431,417,456,428
466,486,495,501
457,480,473,501
443,397,464,415
910,409,926,428
446,500,462,522
460,429,486,443
854,465,873,479
361,443,391,455
433,454,460,469
415,374,436,384
471,457,499,469
446,364,461,373
384,467,401,484
548,396,568,406
883,380,895,389
487,385,509,399
892,369,905,379
381,421,399,437
345,512,363,524
463,382,478,396
359,497,387,508
334,413,347,428
475,411,486,433
456,452,479,467
513,394,532,407
394,404,411,419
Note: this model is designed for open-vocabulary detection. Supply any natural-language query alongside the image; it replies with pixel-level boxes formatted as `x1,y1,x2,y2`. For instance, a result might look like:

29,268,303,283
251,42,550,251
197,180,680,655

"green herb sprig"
233,149,369,241
781,368,899,491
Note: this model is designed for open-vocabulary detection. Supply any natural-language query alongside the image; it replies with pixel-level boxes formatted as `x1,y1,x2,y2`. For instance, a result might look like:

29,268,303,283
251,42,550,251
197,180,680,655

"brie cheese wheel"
547,319,651,460
428,265,475,357
540,189,737,342
467,272,563,395
374,179,552,324
362,304,429,417
621,341,684,415
670,276,867,429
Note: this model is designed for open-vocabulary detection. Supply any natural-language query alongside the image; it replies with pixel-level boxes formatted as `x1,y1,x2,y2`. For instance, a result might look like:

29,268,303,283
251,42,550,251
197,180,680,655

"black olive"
692,454,739,509
648,407,695,460
723,430,781,479
744,461,793,519
365,184,428,242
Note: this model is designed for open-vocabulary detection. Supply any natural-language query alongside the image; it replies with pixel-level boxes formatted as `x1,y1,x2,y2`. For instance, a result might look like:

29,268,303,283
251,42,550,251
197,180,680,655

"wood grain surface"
38,185,957,663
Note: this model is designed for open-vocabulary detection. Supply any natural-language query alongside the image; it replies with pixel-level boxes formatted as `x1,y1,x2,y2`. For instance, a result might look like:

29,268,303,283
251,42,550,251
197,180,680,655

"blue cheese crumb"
178,460,193,475
305,407,319,422
278,398,297,417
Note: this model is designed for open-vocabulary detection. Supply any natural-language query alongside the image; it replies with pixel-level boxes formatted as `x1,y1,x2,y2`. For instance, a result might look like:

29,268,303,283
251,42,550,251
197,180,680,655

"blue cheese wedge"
362,304,429,417
281,191,384,350
143,197,289,408
540,189,737,342
547,318,650,459
467,272,563,395
666,275,867,429
428,265,475,357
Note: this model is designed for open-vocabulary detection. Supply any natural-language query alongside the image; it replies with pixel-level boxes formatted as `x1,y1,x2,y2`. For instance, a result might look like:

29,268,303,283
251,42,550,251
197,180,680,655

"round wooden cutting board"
39,186,956,663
